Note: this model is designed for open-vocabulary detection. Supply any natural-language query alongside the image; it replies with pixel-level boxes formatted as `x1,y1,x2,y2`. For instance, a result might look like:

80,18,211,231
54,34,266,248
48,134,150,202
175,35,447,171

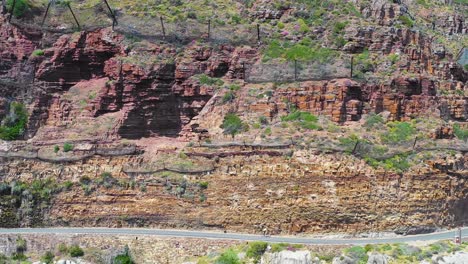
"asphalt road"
0,227,467,245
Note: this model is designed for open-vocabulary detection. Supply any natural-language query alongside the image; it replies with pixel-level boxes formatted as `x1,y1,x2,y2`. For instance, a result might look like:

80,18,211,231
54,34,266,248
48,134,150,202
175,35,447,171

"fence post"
67,3,81,30
350,56,354,78
8,0,16,23
352,140,359,155
207,19,211,40
242,62,246,80
32,63,36,84
41,1,51,27
160,16,166,39
1,0,7,15
257,24,261,43
102,0,117,27
294,59,297,81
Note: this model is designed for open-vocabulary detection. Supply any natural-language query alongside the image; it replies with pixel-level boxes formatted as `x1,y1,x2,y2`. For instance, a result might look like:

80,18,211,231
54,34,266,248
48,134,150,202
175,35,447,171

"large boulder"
261,250,315,264
434,252,468,264
367,253,389,264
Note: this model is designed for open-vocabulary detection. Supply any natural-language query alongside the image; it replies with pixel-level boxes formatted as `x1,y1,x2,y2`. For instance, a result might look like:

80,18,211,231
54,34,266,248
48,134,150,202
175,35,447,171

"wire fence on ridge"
7,2,354,83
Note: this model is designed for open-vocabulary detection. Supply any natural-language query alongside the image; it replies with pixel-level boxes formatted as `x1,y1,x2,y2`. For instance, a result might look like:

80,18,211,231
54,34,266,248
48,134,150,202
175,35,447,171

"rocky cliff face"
1,148,466,234
0,0,467,236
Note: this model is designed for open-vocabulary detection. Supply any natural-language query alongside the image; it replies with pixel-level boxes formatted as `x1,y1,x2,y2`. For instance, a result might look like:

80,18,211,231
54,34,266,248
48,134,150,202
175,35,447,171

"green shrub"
198,74,224,86
0,102,28,140
30,178,59,201
339,134,359,153
215,249,240,264
364,113,384,128
0,183,10,195
16,237,26,252
63,180,73,190
199,181,209,189
388,54,400,65
58,243,68,254
221,113,247,139
364,244,374,252
31,49,45,57
454,124,468,142
113,246,134,264
54,145,60,153
63,143,74,152
246,242,268,262
6,0,29,17
380,244,392,251
97,172,117,188
41,251,54,264
199,193,206,202
229,84,241,91
259,116,268,125
464,64,468,71
263,40,337,62
11,252,27,261
399,15,414,27
345,246,368,262
333,21,348,34
281,111,321,130
381,122,415,144
68,245,84,257
79,176,92,185
365,154,411,173
223,91,236,103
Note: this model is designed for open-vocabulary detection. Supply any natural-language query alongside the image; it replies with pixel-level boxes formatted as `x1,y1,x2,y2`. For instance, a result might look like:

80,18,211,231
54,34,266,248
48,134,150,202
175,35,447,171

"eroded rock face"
246,77,466,123
1,150,466,234
35,28,124,91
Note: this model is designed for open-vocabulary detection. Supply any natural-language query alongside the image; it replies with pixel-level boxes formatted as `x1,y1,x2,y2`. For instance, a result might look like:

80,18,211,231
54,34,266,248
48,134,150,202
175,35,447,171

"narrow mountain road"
0,227,467,245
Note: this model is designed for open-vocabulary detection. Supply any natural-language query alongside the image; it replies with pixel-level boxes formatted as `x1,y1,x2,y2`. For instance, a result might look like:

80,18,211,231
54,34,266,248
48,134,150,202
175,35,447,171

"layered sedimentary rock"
0,0,466,237
247,78,466,123
1,149,466,234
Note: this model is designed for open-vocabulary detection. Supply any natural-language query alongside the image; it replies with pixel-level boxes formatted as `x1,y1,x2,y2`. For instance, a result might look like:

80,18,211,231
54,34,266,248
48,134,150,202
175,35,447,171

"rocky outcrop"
367,253,389,264
246,78,466,123
261,250,316,264
35,28,124,91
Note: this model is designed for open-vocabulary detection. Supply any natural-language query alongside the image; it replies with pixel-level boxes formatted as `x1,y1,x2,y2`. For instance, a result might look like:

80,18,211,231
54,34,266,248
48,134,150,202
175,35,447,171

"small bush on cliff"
41,251,54,264
215,249,240,264
270,243,303,253
381,121,416,144
364,113,384,129
16,237,27,253
281,111,321,130
57,243,68,254
246,242,268,263
344,246,368,263
221,113,248,139
399,15,414,27
68,245,84,257
199,181,209,189
222,91,236,103
0,102,28,141
6,0,29,18
63,142,74,152
31,49,45,57
113,245,134,264
454,124,468,142
198,74,224,86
